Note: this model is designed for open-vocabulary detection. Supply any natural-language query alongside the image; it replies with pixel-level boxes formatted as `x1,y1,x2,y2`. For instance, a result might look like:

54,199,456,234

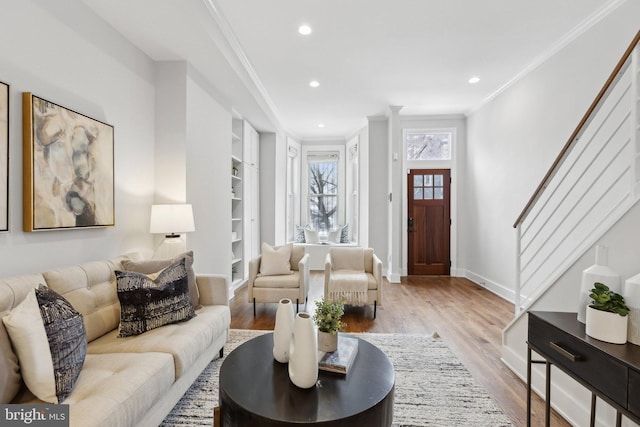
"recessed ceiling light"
309,80,320,88
468,76,480,84
318,123,325,128
298,25,312,35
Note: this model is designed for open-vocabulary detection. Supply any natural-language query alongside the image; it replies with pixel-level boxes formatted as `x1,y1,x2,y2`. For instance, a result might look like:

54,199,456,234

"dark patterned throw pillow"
115,258,196,338
35,285,87,402
2,284,87,403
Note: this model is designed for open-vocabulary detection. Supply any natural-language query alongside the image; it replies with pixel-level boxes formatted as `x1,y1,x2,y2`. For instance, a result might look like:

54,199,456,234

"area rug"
161,329,513,427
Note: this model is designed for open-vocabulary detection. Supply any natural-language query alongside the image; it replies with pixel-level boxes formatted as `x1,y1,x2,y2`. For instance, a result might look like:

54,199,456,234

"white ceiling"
81,0,618,140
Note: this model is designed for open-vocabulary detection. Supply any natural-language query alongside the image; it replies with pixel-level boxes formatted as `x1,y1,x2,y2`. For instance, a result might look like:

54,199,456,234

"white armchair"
248,244,310,316
324,247,383,319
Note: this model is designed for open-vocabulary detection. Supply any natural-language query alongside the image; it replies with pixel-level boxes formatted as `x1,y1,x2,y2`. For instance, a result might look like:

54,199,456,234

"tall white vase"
288,312,318,389
273,298,295,363
577,245,621,323
624,273,640,345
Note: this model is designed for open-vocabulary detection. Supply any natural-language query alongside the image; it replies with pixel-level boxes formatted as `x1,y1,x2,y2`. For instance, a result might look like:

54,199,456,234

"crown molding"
201,0,288,133
468,0,627,116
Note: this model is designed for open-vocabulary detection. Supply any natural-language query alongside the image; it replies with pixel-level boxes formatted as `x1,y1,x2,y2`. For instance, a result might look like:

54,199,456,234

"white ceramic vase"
585,306,628,344
624,273,640,345
273,298,295,363
318,330,338,353
577,245,621,323
288,312,318,389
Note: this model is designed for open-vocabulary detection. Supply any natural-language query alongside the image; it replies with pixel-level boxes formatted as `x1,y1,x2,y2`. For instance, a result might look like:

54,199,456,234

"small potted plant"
586,282,629,344
313,299,345,352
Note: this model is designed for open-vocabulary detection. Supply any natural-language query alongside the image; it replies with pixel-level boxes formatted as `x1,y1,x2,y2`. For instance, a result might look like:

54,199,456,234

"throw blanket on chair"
328,271,368,305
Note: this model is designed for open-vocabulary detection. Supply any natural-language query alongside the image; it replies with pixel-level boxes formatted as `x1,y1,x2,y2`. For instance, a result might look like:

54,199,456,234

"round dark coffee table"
219,332,394,426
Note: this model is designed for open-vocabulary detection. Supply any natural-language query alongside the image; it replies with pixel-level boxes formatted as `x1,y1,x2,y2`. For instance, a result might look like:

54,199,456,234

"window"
413,173,444,200
405,131,452,161
307,152,338,233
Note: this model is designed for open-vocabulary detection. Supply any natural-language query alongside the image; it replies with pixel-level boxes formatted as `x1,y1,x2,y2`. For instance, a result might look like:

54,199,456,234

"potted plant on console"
586,282,629,344
313,299,345,352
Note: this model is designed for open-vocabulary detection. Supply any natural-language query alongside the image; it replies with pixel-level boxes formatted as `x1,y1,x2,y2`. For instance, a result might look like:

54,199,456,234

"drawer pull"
550,341,582,362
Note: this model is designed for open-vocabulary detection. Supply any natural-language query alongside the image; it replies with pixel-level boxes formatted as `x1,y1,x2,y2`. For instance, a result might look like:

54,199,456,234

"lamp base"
153,236,186,260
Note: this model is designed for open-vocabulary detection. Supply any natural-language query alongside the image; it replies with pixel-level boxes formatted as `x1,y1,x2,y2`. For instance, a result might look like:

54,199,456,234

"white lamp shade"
149,204,195,234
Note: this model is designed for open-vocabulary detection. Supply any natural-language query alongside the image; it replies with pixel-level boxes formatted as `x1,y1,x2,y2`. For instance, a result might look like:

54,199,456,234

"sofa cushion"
260,243,292,276
253,271,301,289
11,352,175,427
304,228,319,243
290,245,305,271
87,305,230,379
43,257,126,342
0,274,44,404
121,251,200,309
115,259,195,338
2,285,87,403
331,247,365,272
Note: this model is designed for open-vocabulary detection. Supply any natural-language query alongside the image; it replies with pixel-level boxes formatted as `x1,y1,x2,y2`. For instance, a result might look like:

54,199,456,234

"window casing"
300,145,345,237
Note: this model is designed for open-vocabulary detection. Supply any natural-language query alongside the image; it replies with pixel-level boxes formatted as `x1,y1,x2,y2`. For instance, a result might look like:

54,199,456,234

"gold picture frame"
23,93,114,231
0,81,7,232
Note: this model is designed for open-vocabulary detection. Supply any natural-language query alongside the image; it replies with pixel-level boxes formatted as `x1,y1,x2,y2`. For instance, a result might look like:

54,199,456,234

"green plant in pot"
313,299,345,352
586,282,629,344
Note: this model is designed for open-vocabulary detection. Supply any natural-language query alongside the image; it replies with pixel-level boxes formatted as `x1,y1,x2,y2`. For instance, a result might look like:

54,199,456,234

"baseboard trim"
462,269,515,303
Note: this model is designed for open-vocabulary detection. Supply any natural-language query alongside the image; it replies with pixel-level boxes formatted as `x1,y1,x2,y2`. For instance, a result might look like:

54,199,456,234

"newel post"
515,223,522,315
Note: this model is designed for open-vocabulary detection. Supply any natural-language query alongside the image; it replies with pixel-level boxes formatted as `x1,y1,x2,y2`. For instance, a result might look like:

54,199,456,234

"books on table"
318,335,358,374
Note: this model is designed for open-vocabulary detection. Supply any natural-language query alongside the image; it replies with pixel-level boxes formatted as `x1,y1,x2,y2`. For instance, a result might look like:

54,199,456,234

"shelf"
232,217,242,222
232,132,241,142
232,155,242,163
232,175,242,181
231,258,242,264
232,197,242,202
232,238,242,244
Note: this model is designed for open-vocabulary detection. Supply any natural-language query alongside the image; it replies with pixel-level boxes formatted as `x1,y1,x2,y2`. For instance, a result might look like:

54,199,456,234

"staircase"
502,30,640,426
512,30,640,318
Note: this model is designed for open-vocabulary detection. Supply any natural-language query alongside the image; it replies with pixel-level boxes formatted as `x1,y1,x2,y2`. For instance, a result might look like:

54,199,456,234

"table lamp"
149,204,195,260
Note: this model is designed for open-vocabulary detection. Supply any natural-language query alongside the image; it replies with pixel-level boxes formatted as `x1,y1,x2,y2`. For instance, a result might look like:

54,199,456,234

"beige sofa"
0,253,231,427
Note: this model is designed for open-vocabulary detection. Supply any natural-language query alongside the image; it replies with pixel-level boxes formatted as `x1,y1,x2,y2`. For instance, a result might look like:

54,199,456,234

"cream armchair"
324,247,383,319
248,244,310,316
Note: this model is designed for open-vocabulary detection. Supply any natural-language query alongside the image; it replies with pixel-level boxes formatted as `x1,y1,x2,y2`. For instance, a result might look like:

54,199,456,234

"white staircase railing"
513,31,640,316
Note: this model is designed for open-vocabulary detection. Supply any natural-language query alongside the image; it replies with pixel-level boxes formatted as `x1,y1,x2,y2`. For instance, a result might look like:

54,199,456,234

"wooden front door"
408,169,450,275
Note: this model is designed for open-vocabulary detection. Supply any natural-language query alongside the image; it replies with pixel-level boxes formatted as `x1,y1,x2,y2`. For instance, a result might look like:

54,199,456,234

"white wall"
185,69,232,276
0,0,156,276
463,1,640,301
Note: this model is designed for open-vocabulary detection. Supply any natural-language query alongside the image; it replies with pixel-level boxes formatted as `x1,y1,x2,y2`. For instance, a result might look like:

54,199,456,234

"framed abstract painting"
0,81,7,232
22,93,115,231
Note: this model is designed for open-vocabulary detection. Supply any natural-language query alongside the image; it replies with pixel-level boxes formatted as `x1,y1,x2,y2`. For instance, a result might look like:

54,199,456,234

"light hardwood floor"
229,272,571,427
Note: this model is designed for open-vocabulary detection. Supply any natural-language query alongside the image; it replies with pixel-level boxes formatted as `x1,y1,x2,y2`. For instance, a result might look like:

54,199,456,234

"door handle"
408,217,414,232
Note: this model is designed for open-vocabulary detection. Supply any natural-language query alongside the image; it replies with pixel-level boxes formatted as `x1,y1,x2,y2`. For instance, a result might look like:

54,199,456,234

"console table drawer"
629,370,640,417
529,313,627,408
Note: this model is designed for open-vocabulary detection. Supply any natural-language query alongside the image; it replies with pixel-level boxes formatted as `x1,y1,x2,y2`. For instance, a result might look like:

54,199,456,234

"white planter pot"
288,312,318,388
273,298,295,363
585,306,628,344
318,330,338,352
577,245,621,323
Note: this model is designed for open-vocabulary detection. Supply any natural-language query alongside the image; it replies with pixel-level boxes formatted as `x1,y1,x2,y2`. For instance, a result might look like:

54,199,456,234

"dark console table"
527,311,640,427
219,332,395,427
